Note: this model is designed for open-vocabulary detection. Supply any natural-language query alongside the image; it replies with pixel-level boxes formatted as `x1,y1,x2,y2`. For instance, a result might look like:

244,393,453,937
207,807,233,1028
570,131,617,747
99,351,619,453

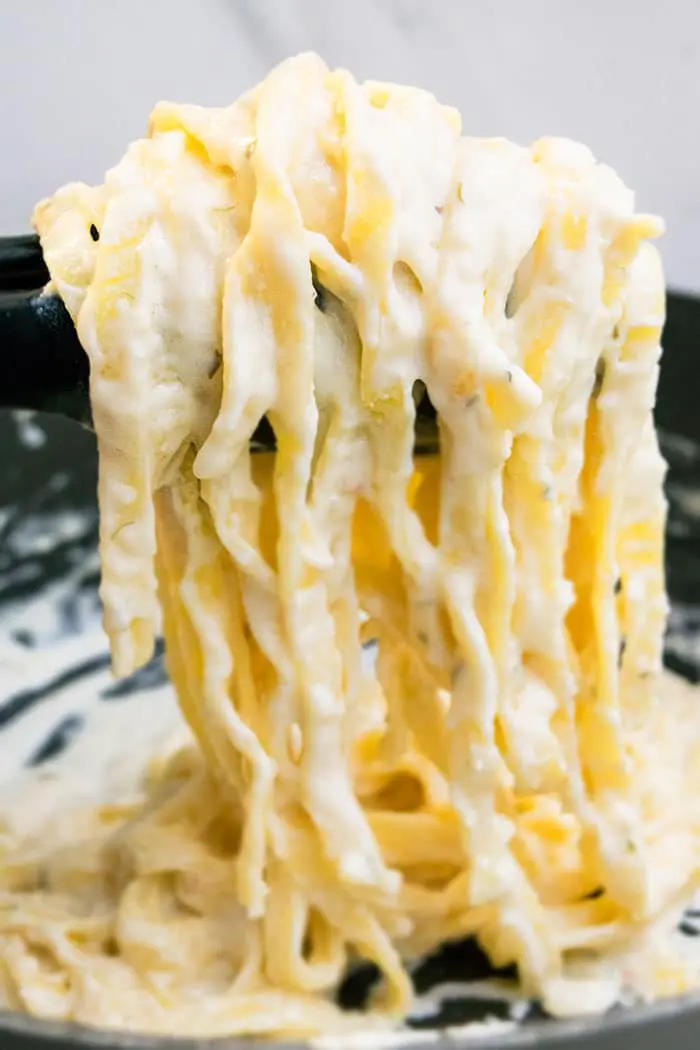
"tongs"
0,234,439,450
0,234,91,427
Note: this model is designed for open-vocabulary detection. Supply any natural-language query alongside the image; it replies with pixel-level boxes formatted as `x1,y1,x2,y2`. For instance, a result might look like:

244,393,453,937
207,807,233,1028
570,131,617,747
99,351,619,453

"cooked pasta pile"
2,52,699,1037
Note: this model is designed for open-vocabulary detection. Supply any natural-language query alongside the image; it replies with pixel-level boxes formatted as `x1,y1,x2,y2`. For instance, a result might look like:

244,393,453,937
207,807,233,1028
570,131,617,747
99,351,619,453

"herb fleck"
592,357,606,399
451,662,465,687
618,637,627,669
614,578,623,596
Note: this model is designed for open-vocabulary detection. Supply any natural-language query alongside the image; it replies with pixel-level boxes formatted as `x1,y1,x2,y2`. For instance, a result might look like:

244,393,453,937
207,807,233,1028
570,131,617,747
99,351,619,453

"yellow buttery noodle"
0,50,696,1037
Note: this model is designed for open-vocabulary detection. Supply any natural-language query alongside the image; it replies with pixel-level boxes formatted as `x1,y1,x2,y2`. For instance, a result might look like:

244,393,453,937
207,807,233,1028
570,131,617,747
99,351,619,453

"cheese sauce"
1,52,697,1039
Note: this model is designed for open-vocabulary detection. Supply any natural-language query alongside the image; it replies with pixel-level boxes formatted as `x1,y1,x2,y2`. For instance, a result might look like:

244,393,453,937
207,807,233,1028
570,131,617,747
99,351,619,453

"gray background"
1,0,699,292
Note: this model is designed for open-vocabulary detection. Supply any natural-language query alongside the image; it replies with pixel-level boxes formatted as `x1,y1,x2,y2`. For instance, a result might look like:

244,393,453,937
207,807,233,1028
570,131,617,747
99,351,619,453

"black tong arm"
0,235,439,451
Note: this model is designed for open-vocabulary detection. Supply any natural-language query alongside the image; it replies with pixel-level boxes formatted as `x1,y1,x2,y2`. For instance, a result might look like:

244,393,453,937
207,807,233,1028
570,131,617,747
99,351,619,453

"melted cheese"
2,52,698,1037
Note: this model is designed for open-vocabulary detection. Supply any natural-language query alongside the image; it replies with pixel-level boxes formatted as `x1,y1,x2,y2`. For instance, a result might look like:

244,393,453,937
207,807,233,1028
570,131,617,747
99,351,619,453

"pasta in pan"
1,52,699,1038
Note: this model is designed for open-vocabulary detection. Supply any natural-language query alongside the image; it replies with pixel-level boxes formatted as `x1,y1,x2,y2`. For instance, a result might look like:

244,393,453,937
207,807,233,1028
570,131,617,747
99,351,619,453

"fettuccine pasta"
2,52,699,1038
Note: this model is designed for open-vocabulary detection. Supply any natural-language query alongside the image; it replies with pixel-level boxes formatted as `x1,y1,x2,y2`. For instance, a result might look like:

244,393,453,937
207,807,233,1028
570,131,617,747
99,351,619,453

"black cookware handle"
0,287,92,426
